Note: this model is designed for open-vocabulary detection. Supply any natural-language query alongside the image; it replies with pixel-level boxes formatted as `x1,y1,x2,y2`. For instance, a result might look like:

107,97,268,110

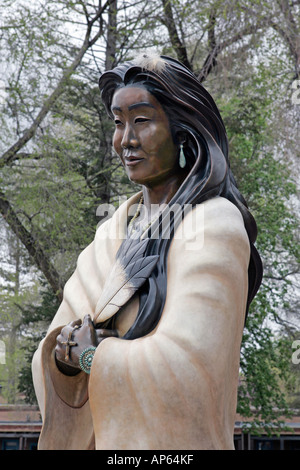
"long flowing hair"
99,55,263,339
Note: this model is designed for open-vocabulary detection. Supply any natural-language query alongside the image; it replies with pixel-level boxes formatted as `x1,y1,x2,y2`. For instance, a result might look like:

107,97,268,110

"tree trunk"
0,191,64,300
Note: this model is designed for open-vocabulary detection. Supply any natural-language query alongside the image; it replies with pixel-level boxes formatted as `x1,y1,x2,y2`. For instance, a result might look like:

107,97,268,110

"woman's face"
111,86,178,187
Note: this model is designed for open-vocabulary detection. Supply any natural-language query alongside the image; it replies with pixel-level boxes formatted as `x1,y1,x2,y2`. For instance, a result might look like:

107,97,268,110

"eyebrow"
111,102,155,112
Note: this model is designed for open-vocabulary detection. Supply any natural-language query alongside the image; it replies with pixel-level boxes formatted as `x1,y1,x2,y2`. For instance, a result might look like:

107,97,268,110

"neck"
142,173,187,212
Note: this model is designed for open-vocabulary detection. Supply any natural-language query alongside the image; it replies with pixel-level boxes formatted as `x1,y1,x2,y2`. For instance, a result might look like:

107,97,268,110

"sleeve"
32,241,97,413
31,194,140,449
32,219,113,450
32,328,94,450
88,197,251,450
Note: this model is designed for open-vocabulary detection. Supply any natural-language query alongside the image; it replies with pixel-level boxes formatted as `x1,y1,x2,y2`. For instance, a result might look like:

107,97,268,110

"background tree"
0,0,299,431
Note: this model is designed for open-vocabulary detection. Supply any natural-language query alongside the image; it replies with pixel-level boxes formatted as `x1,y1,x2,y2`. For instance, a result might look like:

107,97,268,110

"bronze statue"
32,54,262,450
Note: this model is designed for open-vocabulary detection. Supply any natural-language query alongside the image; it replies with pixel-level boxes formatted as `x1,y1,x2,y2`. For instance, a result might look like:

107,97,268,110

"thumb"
82,314,93,326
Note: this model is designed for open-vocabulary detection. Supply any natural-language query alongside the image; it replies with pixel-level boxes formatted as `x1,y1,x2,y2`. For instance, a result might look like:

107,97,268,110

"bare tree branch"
198,20,264,82
160,0,192,70
0,0,114,170
0,190,64,300
105,0,118,70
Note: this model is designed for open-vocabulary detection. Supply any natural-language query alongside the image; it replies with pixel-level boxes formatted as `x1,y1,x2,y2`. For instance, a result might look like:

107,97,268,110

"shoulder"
194,196,244,226
172,196,250,257
186,196,247,236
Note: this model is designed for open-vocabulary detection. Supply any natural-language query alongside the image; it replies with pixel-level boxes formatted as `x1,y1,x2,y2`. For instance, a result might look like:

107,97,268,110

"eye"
135,117,150,124
114,118,123,126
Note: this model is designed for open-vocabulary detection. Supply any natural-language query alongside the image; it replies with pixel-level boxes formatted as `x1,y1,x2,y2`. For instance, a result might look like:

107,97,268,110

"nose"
121,124,139,149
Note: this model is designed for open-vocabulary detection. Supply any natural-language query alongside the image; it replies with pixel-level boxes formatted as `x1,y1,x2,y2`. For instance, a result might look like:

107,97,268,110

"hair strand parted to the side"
99,55,263,338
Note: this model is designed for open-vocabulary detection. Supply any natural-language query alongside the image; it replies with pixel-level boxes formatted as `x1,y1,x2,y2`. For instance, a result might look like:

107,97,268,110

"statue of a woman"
32,54,262,450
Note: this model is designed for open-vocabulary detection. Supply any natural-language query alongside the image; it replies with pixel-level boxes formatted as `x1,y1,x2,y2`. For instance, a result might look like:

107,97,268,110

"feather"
93,237,159,324
133,51,167,73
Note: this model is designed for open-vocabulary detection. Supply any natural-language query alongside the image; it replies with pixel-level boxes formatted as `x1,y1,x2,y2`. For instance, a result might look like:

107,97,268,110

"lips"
123,154,144,166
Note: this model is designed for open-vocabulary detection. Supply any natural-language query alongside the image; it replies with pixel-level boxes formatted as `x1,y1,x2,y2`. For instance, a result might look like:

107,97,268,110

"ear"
175,131,188,146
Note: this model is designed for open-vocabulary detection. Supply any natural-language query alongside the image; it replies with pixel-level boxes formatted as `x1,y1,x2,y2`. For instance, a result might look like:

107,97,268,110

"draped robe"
32,193,250,450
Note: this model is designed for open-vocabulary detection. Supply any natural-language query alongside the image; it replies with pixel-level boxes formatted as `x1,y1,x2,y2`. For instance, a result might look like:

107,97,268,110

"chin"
127,171,148,186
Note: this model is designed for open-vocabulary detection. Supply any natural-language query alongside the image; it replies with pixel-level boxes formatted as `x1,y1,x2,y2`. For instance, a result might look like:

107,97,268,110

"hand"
55,314,118,375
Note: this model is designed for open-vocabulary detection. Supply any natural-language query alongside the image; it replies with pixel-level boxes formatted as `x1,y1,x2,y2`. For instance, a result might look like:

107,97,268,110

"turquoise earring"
179,144,186,169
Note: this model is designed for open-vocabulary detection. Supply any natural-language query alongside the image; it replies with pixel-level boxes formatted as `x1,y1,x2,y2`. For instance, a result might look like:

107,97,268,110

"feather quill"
93,237,158,324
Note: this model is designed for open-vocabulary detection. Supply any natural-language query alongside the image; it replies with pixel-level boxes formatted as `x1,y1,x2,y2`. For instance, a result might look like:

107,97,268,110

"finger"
70,319,82,328
60,323,76,337
56,331,71,344
54,343,64,360
59,320,81,340
56,333,63,345
82,314,93,326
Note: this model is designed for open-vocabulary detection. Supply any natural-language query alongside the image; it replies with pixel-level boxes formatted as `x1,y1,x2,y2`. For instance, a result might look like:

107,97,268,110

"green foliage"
0,0,299,435
18,285,60,404
239,310,293,435
213,63,299,431
0,227,42,403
